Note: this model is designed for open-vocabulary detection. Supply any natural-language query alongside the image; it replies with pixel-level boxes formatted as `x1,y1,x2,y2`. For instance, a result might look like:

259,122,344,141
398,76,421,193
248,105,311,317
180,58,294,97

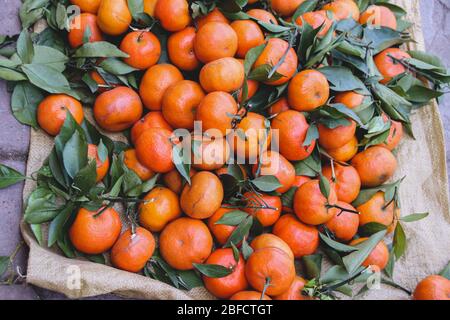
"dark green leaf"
302,254,322,279
439,262,450,280
193,263,233,278
172,144,191,185
319,232,358,253
24,187,61,224
73,160,97,194
99,58,137,75
32,45,68,72
74,41,129,58
0,163,26,189
241,237,253,260
393,222,406,260
0,256,9,277
62,130,88,179
358,222,388,237
319,66,366,92
225,215,253,247
17,29,34,64
251,175,282,192
400,212,429,223
11,82,43,128
319,174,330,198
48,203,75,247
215,210,248,226
303,124,319,147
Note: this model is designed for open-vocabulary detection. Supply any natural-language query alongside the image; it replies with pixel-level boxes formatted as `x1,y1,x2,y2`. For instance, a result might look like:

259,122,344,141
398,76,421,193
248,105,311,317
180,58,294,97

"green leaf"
343,230,387,274
251,175,282,192
231,242,240,263
193,263,233,278
384,247,395,279
74,41,129,58
73,160,97,194
17,29,34,64
24,187,61,224
294,151,321,177
301,254,322,279
48,203,75,247
11,82,43,128
177,270,203,290
128,0,144,20
241,237,253,260
0,67,27,81
99,58,137,75
393,222,406,260
0,163,26,189
0,256,9,277
21,64,77,98
303,124,319,147
127,173,160,197
225,215,253,247
358,222,388,237
400,212,429,223
363,27,408,54
32,45,69,72
319,174,330,198
248,64,284,82
244,43,266,75
62,130,88,179
319,66,366,92
281,186,298,210
439,262,450,280
292,0,319,21
172,144,191,185
319,233,358,253
215,210,248,226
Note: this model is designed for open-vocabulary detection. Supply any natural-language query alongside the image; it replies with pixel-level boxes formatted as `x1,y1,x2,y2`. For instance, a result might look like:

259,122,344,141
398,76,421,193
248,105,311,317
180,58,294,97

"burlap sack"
20,0,450,300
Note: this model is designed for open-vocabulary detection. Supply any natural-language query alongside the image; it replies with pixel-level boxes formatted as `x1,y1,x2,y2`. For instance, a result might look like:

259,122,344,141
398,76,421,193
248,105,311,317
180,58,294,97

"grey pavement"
0,0,449,299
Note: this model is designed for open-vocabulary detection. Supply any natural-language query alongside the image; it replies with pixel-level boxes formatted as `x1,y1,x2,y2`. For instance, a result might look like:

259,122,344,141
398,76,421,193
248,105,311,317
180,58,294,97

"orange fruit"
233,112,271,161
196,8,230,30
162,168,196,194
288,69,330,112
413,275,450,300
268,97,290,116
230,20,265,58
167,27,200,71
192,135,231,171
180,171,224,219
271,0,305,17
97,0,132,36
247,9,278,25
322,163,361,203
271,110,316,161
273,276,309,300
374,48,411,84
334,91,365,109
70,0,101,14
349,237,389,270
37,94,84,136
196,91,238,136
135,127,175,173
322,0,360,21
93,86,143,132
87,144,110,182
351,146,397,187
326,135,359,162
155,0,191,32
318,120,357,149
119,31,161,70
238,77,259,102
202,249,248,299
253,38,298,86
252,151,296,193
139,186,181,232
293,179,338,225
360,5,397,30
296,11,334,37
324,201,359,242
162,80,205,130
194,22,238,63
208,207,238,245
230,291,272,300
357,191,395,231
378,116,403,151
245,247,296,296
69,207,122,255
243,192,282,227
68,13,103,48
139,64,184,111
130,111,173,145
142,0,158,16
199,57,245,93
123,149,154,181
273,214,319,258
110,227,156,273
250,234,294,261
283,175,312,213
159,217,213,270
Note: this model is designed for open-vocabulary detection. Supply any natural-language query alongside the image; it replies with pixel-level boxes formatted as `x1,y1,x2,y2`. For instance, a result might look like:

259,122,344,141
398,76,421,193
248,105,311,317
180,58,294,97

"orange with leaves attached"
374,48,411,84
357,191,395,232
318,120,357,150
295,11,334,37
196,8,230,30
247,9,278,25
208,207,239,245
243,192,281,227
334,91,366,109
252,151,296,193
68,13,104,48
123,149,154,181
322,163,361,203
233,112,271,161
322,0,360,21
230,19,265,58
326,136,359,162
273,276,309,300
349,237,390,271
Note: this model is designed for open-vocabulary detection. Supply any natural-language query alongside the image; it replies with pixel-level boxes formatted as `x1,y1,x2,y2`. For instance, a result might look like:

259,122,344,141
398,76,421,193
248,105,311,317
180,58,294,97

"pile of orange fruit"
6,0,449,300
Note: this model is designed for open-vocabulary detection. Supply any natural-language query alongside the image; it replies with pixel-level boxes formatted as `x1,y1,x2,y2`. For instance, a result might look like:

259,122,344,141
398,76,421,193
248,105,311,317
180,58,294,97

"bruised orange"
167,27,200,71
93,86,143,132
110,227,156,273
139,187,181,232
120,31,161,70
69,207,122,255
288,69,330,112
159,217,213,270
273,214,319,258
68,13,103,48
135,127,175,173
139,64,184,111
202,249,248,299
37,94,84,136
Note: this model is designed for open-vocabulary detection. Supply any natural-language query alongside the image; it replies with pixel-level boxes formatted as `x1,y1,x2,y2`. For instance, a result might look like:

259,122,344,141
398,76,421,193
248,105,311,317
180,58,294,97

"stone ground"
0,0,449,300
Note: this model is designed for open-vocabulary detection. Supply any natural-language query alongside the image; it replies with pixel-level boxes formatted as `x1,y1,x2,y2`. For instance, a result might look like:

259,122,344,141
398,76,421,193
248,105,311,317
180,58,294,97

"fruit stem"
260,277,271,300
327,204,360,215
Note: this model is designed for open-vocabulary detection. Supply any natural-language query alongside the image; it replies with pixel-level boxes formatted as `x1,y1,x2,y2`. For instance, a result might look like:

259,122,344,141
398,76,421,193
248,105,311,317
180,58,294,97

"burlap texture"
20,0,450,300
